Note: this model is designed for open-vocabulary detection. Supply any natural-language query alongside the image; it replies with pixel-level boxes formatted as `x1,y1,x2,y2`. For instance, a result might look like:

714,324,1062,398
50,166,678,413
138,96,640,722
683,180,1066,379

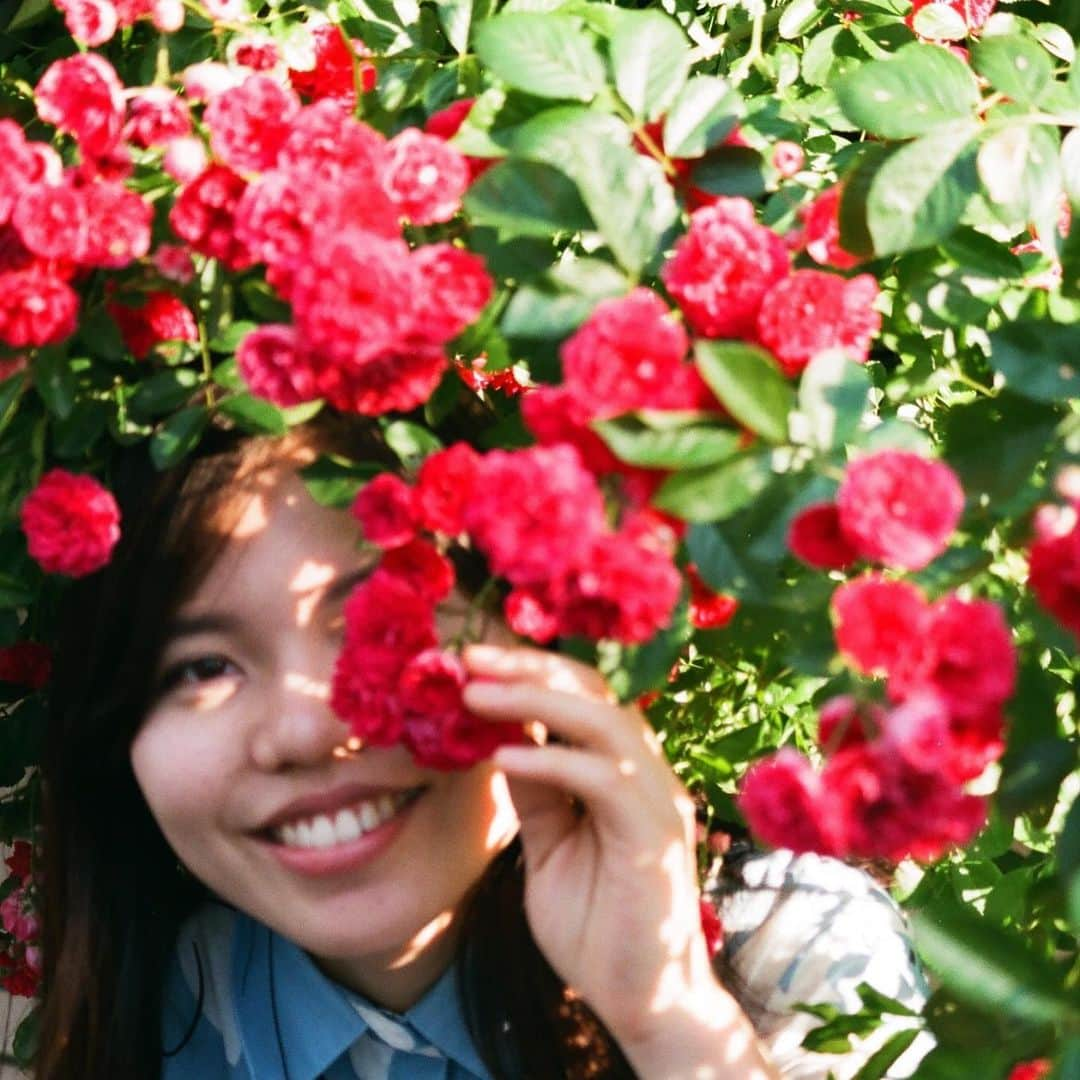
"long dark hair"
37,416,635,1079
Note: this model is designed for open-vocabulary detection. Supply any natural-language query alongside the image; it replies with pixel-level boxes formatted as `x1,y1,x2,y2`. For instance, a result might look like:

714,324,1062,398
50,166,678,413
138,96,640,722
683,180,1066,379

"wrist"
616,974,777,1080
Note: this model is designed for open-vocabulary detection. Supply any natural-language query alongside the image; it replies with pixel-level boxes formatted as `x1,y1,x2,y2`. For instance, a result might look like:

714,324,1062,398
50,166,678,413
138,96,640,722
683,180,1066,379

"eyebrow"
163,564,377,645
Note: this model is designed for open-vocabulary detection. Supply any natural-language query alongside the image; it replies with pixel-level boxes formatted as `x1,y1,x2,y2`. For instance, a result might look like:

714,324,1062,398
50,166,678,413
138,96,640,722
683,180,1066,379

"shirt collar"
231,912,489,1080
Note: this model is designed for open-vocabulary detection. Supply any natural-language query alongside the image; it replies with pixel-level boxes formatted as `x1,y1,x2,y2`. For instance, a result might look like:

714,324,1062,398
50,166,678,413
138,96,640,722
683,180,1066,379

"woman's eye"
158,655,239,695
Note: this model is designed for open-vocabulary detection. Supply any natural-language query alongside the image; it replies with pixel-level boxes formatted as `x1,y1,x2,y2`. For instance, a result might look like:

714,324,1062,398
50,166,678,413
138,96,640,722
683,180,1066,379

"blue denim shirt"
162,902,491,1080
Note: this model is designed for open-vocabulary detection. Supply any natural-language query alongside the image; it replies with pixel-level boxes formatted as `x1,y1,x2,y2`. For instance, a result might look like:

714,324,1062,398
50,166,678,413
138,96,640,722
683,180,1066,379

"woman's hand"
462,644,776,1079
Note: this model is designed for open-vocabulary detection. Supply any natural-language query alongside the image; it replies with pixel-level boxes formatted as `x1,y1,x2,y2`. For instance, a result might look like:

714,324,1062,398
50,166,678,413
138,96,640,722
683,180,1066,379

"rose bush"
1,0,1079,1072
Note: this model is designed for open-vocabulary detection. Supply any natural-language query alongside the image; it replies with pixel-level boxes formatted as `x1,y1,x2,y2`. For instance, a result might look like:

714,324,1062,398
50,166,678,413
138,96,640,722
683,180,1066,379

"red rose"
379,539,455,603
288,24,376,107
1029,521,1080,640
54,0,119,45
382,129,470,226
20,469,121,577
4,841,33,882
169,165,256,271
35,53,125,159
123,87,192,149
409,245,493,345
837,451,964,571
832,573,928,677
352,473,418,549
521,385,622,475
661,197,789,339
414,442,480,536
816,694,883,753
907,0,995,33
737,749,841,856
424,99,495,181
504,587,561,644
11,183,85,262
787,502,859,570
314,345,448,417
772,141,804,179
756,270,881,377
0,644,52,690
889,596,1016,721
0,122,49,227
107,290,198,360
463,445,607,586
560,288,695,416
232,37,280,71
800,186,863,271
76,180,153,269
1007,1062,1052,1080
236,324,319,407
686,565,739,630
0,271,79,349
400,649,524,770
204,75,299,174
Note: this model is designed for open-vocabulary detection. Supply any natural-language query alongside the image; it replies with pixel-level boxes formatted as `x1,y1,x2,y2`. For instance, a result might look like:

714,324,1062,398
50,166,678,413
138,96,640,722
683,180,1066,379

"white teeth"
273,791,415,849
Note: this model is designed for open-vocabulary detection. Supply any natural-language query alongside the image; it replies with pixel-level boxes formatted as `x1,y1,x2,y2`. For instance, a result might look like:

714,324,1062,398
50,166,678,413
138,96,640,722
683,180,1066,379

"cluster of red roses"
1028,470,1080,644
332,441,684,767
739,451,1017,863
0,842,40,999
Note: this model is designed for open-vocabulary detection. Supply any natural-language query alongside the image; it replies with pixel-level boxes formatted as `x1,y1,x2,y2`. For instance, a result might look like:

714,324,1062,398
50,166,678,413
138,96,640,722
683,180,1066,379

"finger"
465,679,657,764
494,743,677,843
500,773,580,873
463,643,615,703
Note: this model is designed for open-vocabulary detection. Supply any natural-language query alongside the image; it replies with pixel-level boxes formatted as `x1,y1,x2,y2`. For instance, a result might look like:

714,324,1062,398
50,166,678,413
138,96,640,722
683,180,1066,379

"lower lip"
259,793,423,878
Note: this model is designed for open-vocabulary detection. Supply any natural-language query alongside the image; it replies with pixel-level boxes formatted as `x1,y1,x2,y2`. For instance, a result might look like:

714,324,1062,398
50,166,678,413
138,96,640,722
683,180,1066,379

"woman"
37,417,930,1079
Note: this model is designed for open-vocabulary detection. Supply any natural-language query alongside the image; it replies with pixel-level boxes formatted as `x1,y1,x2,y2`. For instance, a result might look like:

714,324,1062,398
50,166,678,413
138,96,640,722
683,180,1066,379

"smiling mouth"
267,786,428,850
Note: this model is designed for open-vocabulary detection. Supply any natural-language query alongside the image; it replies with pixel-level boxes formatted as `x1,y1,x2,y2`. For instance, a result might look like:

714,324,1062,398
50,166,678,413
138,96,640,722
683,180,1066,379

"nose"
248,662,353,772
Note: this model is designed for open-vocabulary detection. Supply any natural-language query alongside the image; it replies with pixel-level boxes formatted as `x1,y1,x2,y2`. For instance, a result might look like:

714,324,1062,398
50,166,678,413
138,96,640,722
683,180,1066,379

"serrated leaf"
695,341,794,444
688,147,768,200
383,418,443,464
911,897,1080,1028
866,125,979,254
851,1027,921,1079
464,159,593,237
779,0,826,39
911,4,968,42
609,10,690,120
32,348,76,420
473,14,606,101
150,406,209,470
653,451,773,522
835,43,981,140
593,417,740,469
972,34,1054,106
299,454,384,508
987,321,1080,402
128,368,202,423
795,350,872,452
662,76,742,160
217,393,288,435
978,124,1061,231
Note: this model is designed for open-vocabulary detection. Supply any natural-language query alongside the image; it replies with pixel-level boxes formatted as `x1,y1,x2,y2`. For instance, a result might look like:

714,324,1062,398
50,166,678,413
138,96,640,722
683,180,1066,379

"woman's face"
130,457,519,1005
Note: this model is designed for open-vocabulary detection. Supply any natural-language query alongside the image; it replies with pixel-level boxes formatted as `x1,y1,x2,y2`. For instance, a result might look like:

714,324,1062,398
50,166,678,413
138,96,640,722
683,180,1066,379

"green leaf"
1062,128,1080,207
866,125,979,254
208,320,257,353
695,341,794,444
32,348,76,420
997,738,1076,819
972,34,1054,106
382,418,443,464
662,76,742,159
217,393,288,435
299,454,383,508
593,417,740,469
852,1028,921,1080
688,147,768,200
473,14,606,100
685,522,773,602
653,451,773,522
149,406,209,470
464,159,593,237
6,0,52,30
911,897,1080,1028
838,143,893,258
795,350,872,452
855,983,919,1018
987,321,1080,402
51,400,108,458
0,370,26,441
11,1004,39,1067
911,3,967,41
609,10,690,120
978,124,1062,231
435,0,487,53
779,0,826,39
801,1012,886,1053
943,392,1058,502
835,43,981,139
128,368,202,423
1060,796,1080,931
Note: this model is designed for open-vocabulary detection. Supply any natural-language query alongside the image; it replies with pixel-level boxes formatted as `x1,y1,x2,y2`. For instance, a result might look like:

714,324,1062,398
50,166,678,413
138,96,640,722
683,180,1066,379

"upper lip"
257,781,425,833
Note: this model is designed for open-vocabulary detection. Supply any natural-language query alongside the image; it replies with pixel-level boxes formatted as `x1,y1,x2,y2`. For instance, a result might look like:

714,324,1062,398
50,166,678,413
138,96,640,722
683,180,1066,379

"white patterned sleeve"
715,850,936,1080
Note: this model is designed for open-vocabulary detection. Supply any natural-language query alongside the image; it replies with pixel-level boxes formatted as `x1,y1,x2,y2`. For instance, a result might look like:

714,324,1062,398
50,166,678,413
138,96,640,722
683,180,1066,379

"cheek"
130,713,236,840
436,764,518,859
